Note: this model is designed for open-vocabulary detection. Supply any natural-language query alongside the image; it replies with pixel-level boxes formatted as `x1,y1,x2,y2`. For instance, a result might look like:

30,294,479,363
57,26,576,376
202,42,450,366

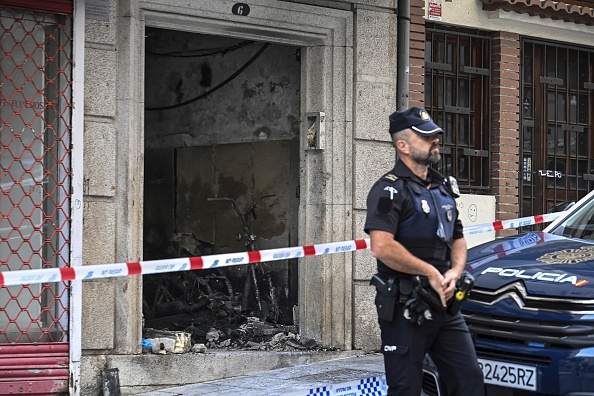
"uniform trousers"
378,300,484,396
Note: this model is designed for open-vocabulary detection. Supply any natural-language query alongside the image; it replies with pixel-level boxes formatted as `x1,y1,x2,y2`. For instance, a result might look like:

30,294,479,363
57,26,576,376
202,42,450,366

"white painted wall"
428,0,594,46
457,193,496,248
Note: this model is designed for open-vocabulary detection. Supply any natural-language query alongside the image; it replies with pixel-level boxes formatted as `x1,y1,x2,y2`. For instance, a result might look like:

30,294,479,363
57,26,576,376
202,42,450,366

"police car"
422,190,594,396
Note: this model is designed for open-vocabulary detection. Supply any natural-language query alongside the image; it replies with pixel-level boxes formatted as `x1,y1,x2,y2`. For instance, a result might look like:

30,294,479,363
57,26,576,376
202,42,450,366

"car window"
549,196,594,240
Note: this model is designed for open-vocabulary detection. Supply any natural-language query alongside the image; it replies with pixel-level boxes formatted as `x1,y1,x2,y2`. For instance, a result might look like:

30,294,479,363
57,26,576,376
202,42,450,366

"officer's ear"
395,138,409,154
393,129,411,153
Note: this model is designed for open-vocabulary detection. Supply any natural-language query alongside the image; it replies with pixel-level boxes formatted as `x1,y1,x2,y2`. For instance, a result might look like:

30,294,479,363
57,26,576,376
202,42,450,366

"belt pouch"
370,274,398,321
398,278,413,303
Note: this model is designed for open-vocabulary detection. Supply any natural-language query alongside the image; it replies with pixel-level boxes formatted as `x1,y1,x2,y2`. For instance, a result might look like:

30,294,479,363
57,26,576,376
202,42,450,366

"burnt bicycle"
207,194,278,322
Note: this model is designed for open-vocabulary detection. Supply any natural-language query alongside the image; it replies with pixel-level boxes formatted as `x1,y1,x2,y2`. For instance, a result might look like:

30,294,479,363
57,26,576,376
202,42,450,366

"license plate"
478,358,537,391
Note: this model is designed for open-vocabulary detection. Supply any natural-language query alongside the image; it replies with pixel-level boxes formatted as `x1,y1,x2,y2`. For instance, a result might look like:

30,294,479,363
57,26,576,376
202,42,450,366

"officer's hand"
428,273,446,308
442,269,460,301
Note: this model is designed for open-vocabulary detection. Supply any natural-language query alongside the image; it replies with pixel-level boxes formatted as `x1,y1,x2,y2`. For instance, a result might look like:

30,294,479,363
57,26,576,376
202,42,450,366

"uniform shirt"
364,160,463,276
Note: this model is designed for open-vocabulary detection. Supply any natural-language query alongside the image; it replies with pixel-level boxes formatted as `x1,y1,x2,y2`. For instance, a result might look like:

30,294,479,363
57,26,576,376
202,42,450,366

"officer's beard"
410,144,441,166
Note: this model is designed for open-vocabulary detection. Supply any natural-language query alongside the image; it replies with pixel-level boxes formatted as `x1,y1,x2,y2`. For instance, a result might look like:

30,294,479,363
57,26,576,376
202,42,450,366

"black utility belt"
370,274,413,304
386,264,450,277
370,272,474,324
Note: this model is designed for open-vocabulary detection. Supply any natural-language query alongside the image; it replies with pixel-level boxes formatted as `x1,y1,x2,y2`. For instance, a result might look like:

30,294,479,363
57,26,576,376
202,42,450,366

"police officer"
364,107,484,395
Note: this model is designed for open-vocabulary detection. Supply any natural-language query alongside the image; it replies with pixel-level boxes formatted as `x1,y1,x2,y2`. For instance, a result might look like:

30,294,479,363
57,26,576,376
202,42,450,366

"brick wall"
491,32,521,236
409,0,426,108
410,4,522,233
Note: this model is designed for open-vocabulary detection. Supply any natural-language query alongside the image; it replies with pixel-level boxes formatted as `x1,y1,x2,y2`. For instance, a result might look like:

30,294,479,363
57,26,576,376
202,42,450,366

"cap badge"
420,110,430,121
421,199,431,214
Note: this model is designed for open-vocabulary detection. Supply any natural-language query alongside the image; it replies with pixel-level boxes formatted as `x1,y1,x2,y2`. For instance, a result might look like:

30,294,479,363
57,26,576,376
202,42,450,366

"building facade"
0,0,592,394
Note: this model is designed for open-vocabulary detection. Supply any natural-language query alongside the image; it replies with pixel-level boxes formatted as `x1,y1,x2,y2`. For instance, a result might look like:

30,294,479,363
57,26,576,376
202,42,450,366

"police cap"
389,107,444,136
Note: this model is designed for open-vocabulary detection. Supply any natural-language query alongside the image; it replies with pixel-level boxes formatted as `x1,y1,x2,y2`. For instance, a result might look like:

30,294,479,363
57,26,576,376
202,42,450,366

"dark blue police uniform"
364,160,484,396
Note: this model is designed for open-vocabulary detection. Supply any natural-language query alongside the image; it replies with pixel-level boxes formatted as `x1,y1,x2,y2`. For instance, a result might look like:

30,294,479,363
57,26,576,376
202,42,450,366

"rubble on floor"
141,256,319,355
142,317,338,354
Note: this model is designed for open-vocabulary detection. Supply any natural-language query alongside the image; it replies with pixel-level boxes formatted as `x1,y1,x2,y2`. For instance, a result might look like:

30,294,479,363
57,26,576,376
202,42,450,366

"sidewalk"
136,353,386,396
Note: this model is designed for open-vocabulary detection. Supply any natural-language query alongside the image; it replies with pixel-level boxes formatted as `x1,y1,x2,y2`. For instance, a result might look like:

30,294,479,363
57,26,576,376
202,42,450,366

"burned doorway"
142,28,300,345
521,40,594,217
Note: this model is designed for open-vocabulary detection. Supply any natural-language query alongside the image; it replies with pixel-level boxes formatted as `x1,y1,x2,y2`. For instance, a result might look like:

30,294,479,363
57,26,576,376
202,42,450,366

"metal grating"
421,369,441,396
0,6,72,344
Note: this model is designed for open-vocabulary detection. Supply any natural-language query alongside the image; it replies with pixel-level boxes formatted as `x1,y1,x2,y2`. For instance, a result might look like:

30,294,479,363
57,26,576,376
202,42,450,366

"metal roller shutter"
0,344,69,394
0,2,73,394
0,1,72,16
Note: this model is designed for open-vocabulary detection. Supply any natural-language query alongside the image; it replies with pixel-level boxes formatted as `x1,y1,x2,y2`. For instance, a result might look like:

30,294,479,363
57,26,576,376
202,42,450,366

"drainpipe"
396,0,410,111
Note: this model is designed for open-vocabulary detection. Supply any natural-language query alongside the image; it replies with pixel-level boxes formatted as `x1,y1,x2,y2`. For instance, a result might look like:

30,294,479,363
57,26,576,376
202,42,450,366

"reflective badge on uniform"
448,176,460,198
421,200,431,214
442,204,454,221
384,186,398,200
384,174,398,182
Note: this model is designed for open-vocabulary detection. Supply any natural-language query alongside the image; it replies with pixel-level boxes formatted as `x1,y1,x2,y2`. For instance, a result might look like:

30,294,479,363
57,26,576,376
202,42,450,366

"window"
425,25,491,191
520,40,594,217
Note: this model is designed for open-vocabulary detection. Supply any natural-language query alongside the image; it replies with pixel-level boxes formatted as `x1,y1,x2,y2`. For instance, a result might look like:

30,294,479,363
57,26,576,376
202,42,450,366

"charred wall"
142,29,300,335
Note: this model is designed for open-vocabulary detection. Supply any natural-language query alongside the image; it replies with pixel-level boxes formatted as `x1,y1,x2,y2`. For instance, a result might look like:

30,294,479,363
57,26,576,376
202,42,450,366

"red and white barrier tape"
467,231,554,271
0,239,369,287
462,212,561,236
0,212,563,287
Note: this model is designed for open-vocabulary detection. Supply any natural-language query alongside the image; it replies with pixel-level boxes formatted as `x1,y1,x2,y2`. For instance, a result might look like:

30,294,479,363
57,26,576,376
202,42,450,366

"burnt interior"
142,28,301,347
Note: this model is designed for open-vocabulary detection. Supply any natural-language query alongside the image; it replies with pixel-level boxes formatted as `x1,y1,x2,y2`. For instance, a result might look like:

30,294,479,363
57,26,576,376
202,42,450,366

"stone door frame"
118,0,354,349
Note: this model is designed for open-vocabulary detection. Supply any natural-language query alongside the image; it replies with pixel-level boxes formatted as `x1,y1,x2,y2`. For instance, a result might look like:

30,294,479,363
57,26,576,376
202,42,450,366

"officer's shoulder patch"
377,197,392,213
384,174,398,182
